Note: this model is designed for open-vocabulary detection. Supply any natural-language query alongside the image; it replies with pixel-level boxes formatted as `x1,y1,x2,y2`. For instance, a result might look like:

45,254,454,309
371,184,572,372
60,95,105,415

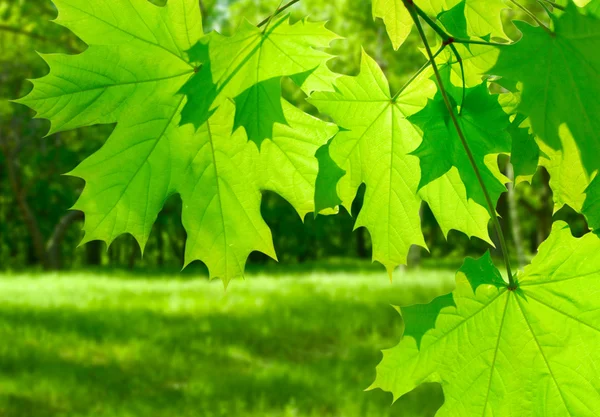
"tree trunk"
46,211,83,269
3,147,49,268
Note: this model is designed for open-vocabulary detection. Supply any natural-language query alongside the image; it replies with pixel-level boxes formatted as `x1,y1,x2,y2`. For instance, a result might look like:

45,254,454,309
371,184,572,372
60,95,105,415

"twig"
392,44,446,100
257,0,301,28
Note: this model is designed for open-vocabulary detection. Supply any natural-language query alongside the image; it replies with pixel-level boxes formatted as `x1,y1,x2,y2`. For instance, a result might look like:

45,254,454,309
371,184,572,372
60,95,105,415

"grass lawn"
0,268,455,417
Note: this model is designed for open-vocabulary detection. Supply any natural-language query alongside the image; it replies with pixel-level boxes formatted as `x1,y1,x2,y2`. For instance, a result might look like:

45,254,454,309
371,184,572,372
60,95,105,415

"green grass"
0,268,455,417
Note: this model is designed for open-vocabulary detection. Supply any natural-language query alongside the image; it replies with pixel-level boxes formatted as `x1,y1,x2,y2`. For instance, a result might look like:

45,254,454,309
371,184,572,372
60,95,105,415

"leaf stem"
509,0,554,36
257,0,301,27
454,38,510,47
392,44,446,100
413,5,451,41
447,43,466,113
403,0,516,288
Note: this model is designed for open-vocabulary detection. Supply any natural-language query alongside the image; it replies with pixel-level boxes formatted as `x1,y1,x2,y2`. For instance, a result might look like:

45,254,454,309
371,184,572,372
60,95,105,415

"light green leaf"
16,0,337,285
538,126,592,214
372,0,414,50
180,15,339,144
492,6,600,176
372,221,600,416
178,100,336,285
309,51,492,273
14,0,201,135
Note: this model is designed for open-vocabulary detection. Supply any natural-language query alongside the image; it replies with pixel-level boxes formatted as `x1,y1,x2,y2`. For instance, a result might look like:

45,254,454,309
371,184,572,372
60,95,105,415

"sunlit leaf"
373,221,600,416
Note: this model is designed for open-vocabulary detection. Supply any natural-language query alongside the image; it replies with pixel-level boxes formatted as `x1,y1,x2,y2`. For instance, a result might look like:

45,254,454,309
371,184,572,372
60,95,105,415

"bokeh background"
0,0,590,416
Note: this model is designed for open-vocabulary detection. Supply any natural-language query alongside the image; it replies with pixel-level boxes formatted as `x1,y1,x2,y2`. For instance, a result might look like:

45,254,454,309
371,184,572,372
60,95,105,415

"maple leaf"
15,0,337,285
409,69,512,212
372,0,413,50
372,221,600,416
507,114,539,184
309,51,492,273
14,0,202,135
179,15,339,145
492,5,600,176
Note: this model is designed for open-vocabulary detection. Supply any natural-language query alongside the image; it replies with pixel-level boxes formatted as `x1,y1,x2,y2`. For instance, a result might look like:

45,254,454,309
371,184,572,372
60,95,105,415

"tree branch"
403,0,517,288
46,211,84,269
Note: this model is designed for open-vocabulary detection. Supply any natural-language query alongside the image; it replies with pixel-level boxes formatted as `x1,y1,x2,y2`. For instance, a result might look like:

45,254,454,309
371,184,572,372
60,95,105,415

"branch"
403,0,516,288
0,142,49,268
46,211,84,269
257,0,301,27
393,44,446,100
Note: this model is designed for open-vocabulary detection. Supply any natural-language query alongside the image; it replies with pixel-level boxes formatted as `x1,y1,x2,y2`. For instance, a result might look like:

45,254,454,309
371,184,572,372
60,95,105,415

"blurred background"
0,0,590,416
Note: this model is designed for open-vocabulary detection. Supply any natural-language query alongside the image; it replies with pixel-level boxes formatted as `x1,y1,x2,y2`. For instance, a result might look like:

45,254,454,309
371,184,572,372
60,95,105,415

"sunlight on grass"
0,269,454,417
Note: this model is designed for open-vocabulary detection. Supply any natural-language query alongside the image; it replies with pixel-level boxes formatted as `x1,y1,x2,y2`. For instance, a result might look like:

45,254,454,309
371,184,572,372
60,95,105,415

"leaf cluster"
15,0,600,413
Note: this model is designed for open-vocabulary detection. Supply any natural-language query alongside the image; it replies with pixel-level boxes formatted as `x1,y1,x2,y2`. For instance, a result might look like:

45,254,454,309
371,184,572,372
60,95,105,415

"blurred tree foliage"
0,0,588,272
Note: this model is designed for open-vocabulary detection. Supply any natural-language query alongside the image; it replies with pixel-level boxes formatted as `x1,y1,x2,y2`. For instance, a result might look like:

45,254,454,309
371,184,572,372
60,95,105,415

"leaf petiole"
257,0,301,28
392,44,446,100
454,39,511,47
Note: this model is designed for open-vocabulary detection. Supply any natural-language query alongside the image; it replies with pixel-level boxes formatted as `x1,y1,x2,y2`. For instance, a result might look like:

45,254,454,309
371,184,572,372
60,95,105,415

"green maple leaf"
310,51,492,273
372,0,414,50
372,221,600,416
507,114,539,184
16,0,337,285
409,69,512,212
179,15,339,145
314,139,346,214
588,0,600,18
492,6,600,176
14,0,202,134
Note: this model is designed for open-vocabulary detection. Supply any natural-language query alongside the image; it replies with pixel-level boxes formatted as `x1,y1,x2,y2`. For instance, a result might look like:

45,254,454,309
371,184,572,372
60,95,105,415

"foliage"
309,52,492,273
372,222,600,415
11,0,600,414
